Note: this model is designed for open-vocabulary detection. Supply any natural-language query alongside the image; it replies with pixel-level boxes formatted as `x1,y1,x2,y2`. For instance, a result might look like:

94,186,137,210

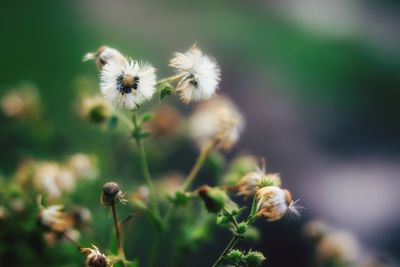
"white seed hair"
100,59,157,110
170,44,220,103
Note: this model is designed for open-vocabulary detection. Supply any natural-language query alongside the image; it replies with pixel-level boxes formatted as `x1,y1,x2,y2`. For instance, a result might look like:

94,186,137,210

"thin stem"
148,232,160,267
113,110,134,130
211,236,239,267
133,114,161,218
111,203,124,257
181,140,218,192
162,139,218,226
156,74,183,86
60,230,83,250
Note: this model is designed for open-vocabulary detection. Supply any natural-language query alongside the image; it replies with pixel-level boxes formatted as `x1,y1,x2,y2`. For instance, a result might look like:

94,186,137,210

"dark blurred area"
1,0,400,266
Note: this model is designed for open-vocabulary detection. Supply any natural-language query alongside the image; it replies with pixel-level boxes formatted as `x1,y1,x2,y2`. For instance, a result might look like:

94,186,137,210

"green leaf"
141,113,153,123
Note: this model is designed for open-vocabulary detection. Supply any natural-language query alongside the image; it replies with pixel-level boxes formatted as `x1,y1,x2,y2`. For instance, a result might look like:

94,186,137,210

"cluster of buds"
224,249,266,267
236,160,300,222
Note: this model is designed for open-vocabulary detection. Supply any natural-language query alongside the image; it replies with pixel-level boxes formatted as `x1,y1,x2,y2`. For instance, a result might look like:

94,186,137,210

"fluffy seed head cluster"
81,245,111,267
256,186,300,221
188,96,244,150
83,46,127,70
100,59,157,110
170,44,220,103
101,182,127,206
37,205,67,232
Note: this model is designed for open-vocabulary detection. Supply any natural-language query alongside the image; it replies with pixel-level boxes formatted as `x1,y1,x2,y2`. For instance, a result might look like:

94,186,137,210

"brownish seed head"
283,189,292,206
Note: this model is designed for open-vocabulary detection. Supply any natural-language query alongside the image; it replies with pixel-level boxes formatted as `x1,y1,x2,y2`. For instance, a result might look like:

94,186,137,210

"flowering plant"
0,44,301,267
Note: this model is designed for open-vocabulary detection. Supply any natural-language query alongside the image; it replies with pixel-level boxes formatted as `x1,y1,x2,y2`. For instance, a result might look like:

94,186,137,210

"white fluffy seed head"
170,44,220,103
100,59,157,110
188,96,244,150
256,186,300,221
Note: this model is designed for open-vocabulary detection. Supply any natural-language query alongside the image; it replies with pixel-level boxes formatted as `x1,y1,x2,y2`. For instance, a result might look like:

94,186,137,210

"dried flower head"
33,162,76,198
188,96,244,150
33,162,63,199
100,59,157,110
70,206,92,227
170,44,220,103
37,204,67,232
317,231,360,264
83,45,127,70
144,105,182,139
256,186,301,221
237,160,281,197
67,153,98,180
101,182,127,206
79,95,111,123
1,83,40,119
81,245,111,267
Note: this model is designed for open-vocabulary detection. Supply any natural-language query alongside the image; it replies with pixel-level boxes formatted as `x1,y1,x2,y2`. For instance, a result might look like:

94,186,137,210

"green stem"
133,114,161,218
211,236,239,267
162,139,218,227
156,74,183,86
148,232,160,267
181,140,218,191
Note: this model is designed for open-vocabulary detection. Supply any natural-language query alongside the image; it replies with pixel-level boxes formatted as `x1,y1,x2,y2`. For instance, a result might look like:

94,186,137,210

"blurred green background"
1,0,400,266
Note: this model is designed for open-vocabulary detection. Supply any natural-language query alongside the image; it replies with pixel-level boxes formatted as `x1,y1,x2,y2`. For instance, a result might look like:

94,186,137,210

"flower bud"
101,182,126,206
37,205,67,232
79,96,111,124
198,186,237,213
225,249,245,265
83,46,127,70
245,250,266,267
81,245,111,267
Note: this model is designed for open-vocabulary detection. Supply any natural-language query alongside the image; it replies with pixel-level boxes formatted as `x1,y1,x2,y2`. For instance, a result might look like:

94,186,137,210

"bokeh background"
1,0,400,266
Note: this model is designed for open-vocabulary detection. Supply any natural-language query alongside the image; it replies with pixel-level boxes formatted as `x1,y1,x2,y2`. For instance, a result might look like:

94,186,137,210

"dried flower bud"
101,182,126,206
198,186,237,213
37,205,67,232
83,46,127,70
304,220,329,242
79,96,111,124
81,245,111,267
70,206,92,227
256,186,301,221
